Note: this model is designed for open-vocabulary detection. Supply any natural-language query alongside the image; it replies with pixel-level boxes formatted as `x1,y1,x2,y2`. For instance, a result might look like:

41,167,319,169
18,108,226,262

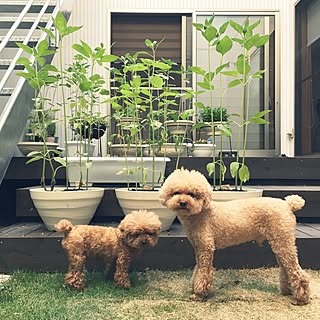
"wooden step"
0,222,319,272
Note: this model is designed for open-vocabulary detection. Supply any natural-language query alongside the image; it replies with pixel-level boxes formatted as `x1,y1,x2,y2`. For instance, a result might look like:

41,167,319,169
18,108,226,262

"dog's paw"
189,293,205,302
115,277,131,289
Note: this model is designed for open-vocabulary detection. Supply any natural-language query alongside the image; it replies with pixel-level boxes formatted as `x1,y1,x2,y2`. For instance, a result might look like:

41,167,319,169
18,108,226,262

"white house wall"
54,0,296,156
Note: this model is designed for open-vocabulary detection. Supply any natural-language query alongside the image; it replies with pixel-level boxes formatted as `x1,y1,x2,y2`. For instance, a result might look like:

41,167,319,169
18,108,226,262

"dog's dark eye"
173,191,181,196
188,192,196,198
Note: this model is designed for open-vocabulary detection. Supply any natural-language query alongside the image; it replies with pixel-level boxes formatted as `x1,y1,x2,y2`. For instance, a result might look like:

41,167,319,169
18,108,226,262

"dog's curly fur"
159,168,310,305
55,210,161,290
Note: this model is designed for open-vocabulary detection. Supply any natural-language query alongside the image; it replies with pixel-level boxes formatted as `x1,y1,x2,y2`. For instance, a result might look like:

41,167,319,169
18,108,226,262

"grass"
0,268,320,320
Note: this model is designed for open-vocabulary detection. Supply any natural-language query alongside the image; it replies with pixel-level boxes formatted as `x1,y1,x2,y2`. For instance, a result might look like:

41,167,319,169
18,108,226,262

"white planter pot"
66,141,95,157
115,188,176,231
17,142,58,156
156,143,191,157
165,120,194,135
190,144,214,157
212,187,263,202
30,187,104,231
67,156,170,185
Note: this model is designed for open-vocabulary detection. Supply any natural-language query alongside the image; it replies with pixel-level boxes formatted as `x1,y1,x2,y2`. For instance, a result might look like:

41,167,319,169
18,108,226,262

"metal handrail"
0,0,57,95
0,0,62,129
0,0,34,53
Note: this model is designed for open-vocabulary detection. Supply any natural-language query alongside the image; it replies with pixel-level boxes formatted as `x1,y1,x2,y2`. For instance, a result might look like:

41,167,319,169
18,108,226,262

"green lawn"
0,268,319,320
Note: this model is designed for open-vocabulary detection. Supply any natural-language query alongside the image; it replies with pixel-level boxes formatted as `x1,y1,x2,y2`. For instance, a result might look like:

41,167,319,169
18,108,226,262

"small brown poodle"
55,210,161,290
159,168,310,305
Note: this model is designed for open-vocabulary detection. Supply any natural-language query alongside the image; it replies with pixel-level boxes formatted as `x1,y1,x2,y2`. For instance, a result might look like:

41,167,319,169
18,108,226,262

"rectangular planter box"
67,156,170,185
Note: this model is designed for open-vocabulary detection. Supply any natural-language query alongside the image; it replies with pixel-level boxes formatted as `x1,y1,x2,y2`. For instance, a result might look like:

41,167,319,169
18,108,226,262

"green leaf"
16,71,32,79
40,27,55,41
221,70,238,77
248,19,260,32
54,157,66,167
16,57,31,66
255,35,269,48
80,40,93,57
219,21,229,35
26,155,43,164
244,34,260,50
203,25,217,42
150,76,163,88
100,54,118,62
53,11,67,35
16,42,32,54
72,43,90,57
145,39,153,48
216,63,229,74
64,26,82,37
228,79,242,88
230,20,243,34
189,66,206,76
204,72,215,82
206,162,215,176
236,55,251,75
239,164,250,183
193,23,203,31
42,64,58,72
37,39,49,55
154,61,171,70
217,124,232,137
230,161,240,178
216,36,233,56
197,82,214,90
249,117,269,124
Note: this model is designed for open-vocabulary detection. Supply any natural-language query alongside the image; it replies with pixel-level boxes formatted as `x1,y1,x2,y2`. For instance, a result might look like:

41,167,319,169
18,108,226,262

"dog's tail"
55,219,73,236
285,195,305,212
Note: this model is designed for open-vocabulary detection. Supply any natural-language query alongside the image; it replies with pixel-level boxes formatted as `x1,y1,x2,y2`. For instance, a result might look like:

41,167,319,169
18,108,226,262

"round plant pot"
156,143,191,157
190,144,213,157
212,188,263,202
17,141,58,156
165,120,194,135
115,188,176,231
30,187,104,231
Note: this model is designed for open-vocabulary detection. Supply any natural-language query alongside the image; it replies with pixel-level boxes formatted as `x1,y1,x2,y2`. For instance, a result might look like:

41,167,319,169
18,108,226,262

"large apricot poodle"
159,168,310,305
55,210,161,290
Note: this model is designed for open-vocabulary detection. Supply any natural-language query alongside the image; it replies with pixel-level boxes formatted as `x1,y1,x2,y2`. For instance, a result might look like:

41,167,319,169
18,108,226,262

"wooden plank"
1,223,42,238
304,223,320,231
0,223,27,236
25,225,55,238
298,224,320,238
296,229,313,238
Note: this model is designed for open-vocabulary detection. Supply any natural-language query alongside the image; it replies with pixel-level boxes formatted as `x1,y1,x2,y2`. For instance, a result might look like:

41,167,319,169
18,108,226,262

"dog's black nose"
179,201,187,208
141,240,146,245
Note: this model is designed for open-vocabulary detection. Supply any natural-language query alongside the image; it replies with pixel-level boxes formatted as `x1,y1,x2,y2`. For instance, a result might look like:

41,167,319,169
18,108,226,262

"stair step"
0,14,50,28
0,35,39,46
0,14,50,23
0,221,319,272
0,58,24,67
0,87,14,95
0,2,56,13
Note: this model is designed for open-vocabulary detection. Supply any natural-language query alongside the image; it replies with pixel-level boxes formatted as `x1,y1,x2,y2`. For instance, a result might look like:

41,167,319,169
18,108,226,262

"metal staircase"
0,0,74,185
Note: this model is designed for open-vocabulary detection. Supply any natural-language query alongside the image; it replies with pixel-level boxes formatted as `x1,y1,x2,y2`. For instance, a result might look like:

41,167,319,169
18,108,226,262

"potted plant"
16,12,105,230
17,108,59,156
111,39,179,231
191,15,270,199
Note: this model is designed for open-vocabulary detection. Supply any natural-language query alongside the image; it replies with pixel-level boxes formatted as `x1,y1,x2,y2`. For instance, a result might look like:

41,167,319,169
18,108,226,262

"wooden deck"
0,222,319,273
